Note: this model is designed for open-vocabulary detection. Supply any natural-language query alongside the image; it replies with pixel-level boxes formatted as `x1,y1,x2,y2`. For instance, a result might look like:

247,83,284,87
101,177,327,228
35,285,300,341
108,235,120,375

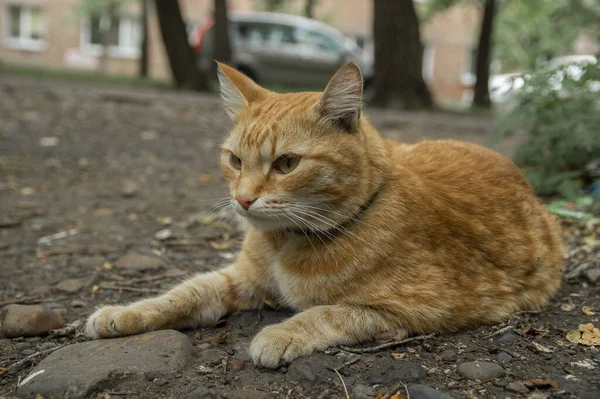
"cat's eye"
273,154,300,174
229,153,242,170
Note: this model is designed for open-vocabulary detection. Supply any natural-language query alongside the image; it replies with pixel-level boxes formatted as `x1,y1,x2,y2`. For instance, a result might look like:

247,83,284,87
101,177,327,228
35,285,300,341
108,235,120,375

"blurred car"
191,12,374,89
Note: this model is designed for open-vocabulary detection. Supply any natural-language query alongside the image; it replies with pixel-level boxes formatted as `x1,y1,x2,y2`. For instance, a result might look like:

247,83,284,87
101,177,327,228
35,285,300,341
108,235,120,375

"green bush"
495,59,600,201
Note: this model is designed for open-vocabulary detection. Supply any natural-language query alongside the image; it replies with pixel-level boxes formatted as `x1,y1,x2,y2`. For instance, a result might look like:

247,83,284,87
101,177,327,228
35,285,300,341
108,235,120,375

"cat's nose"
236,195,257,211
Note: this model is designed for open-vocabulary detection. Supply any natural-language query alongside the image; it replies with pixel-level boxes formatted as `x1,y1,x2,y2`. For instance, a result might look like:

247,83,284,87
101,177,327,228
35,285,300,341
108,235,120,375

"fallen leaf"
570,359,595,370
375,395,384,399
156,216,173,226
91,284,99,292
390,394,405,399
0,366,5,373
102,262,113,270
561,303,575,312
155,228,172,240
582,306,595,316
391,352,407,360
566,323,600,346
210,241,233,250
530,341,553,353
526,378,559,390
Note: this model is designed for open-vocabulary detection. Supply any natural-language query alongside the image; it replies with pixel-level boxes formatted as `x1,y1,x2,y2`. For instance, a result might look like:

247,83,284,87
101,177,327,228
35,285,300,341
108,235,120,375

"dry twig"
482,325,514,339
333,368,350,399
0,295,42,306
340,333,435,354
97,284,163,294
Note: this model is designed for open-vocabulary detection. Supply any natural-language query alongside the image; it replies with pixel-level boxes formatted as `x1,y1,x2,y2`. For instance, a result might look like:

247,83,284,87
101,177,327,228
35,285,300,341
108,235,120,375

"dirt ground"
0,77,599,399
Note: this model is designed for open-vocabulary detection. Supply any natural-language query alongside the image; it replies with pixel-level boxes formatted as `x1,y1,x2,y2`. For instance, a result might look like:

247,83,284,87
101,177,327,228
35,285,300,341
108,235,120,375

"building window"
81,15,141,59
4,5,46,51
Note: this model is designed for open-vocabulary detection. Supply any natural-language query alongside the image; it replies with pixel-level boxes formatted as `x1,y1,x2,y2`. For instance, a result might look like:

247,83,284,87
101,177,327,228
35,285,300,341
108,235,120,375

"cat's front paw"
85,306,148,339
249,324,312,368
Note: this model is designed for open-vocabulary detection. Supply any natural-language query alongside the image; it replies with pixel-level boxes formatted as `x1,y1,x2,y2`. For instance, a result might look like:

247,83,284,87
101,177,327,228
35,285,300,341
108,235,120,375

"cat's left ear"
315,62,363,131
216,62,269,120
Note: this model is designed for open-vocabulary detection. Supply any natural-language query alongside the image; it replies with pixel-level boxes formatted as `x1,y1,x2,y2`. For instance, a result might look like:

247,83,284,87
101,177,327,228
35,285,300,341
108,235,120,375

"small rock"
259,372,276,383
441,349,457,362
71,300,87,308
31,284,51,295
584,268,600,283
17,330,193,398
288,360,318,383
115,251,165,271
458,361,505,381
120,179,139,198
408,384,454,399
54,278,85,293
233,389,267,399
497,332,518,342
39,342,59,350
446,381,459,388
39,137,59,147
14,342,33,351
76,256,106,269
493,378,509,388
155,228,173,241
496,352,513,364
20,187,35,196
21,349,36,356
352,383,375,399
506,381,529,394
0,305,64,338
187,386,218,399
231,360,245,371
365,359,426,385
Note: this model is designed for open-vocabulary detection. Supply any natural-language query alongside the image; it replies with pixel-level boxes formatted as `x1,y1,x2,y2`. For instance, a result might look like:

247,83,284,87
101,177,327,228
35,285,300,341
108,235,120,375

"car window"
245,23,271,45
296,29,341,53
267,25,296,46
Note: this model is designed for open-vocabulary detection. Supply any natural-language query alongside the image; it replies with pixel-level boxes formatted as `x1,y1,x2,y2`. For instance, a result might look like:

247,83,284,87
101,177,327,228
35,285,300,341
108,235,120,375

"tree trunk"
371,0,433,109
139,0,149,78
213,0,232,64
304,0,316,19
153,0,209,91
472,0,496,108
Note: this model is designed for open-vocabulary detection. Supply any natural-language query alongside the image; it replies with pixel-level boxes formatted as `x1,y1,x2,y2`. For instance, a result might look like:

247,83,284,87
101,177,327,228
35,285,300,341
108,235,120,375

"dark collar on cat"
287,186,382,238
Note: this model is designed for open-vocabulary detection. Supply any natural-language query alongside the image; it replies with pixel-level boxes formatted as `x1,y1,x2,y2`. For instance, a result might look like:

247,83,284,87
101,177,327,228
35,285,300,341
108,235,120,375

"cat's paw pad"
85,306,147,339
249,325,311,368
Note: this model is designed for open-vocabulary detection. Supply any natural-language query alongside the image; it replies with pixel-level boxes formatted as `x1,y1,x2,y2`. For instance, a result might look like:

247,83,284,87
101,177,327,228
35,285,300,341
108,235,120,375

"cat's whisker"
289,206,358,239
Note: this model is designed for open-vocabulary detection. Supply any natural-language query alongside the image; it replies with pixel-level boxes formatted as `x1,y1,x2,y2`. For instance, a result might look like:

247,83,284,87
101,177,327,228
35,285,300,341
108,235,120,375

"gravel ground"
0,77,599,399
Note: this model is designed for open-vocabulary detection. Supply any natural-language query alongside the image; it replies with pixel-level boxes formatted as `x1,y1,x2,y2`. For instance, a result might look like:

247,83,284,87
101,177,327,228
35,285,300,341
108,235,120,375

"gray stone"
0,305,64,338
506,381,529,394
14,342,33,351
584,268,600,283
187,386,218,399
441,349,457,362
458,361,505,381
496,352,513,364
365,359,426,385
408,384,454,399
233,389,267,399
115,251,165,271
120,179,139,198
352,383,375,398
17,330,193,399
497,332,518,342
76,256,106,269
54,278,85,293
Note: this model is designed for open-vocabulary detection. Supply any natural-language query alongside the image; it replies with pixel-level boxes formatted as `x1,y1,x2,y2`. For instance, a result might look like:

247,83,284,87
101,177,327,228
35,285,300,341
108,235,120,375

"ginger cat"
86,62,564,368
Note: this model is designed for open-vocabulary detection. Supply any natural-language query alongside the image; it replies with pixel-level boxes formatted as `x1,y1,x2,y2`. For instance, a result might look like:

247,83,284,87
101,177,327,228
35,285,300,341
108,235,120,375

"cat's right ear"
216,62,269,120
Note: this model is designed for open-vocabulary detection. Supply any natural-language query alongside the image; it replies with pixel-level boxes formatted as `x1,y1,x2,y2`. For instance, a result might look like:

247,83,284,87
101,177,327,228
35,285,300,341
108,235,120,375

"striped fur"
86,63,564,369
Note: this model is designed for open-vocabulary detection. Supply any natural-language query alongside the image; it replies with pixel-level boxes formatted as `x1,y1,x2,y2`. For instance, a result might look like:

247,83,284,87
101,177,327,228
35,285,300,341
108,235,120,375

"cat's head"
218,62,385,233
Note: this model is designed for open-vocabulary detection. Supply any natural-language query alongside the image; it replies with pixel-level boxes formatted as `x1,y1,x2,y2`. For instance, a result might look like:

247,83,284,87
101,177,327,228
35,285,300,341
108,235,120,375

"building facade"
0,0,481,103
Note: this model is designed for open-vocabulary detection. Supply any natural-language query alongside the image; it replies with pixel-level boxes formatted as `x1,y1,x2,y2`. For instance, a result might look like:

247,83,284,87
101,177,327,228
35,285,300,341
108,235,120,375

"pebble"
497,332,518,342
352,384,375,399
231,360,245,371
458,361,506,381
584,268,600,283
17,330,193,398
120,179,139,198
233,389,267,399
506,381,529,394
39,342,59,350
115,251,165,271
14,342,33,351
441,349,457,362
71,300,87,308
493,378,509,387
496,352,513,364
0,304,64,338
21,349,36,356
365,358,426,384
407,384,454,399
54,278,85,293
187,386,218,399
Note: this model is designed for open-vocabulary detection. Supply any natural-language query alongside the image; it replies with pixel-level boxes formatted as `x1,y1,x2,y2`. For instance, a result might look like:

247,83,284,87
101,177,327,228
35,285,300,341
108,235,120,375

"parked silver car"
192,12,374,89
